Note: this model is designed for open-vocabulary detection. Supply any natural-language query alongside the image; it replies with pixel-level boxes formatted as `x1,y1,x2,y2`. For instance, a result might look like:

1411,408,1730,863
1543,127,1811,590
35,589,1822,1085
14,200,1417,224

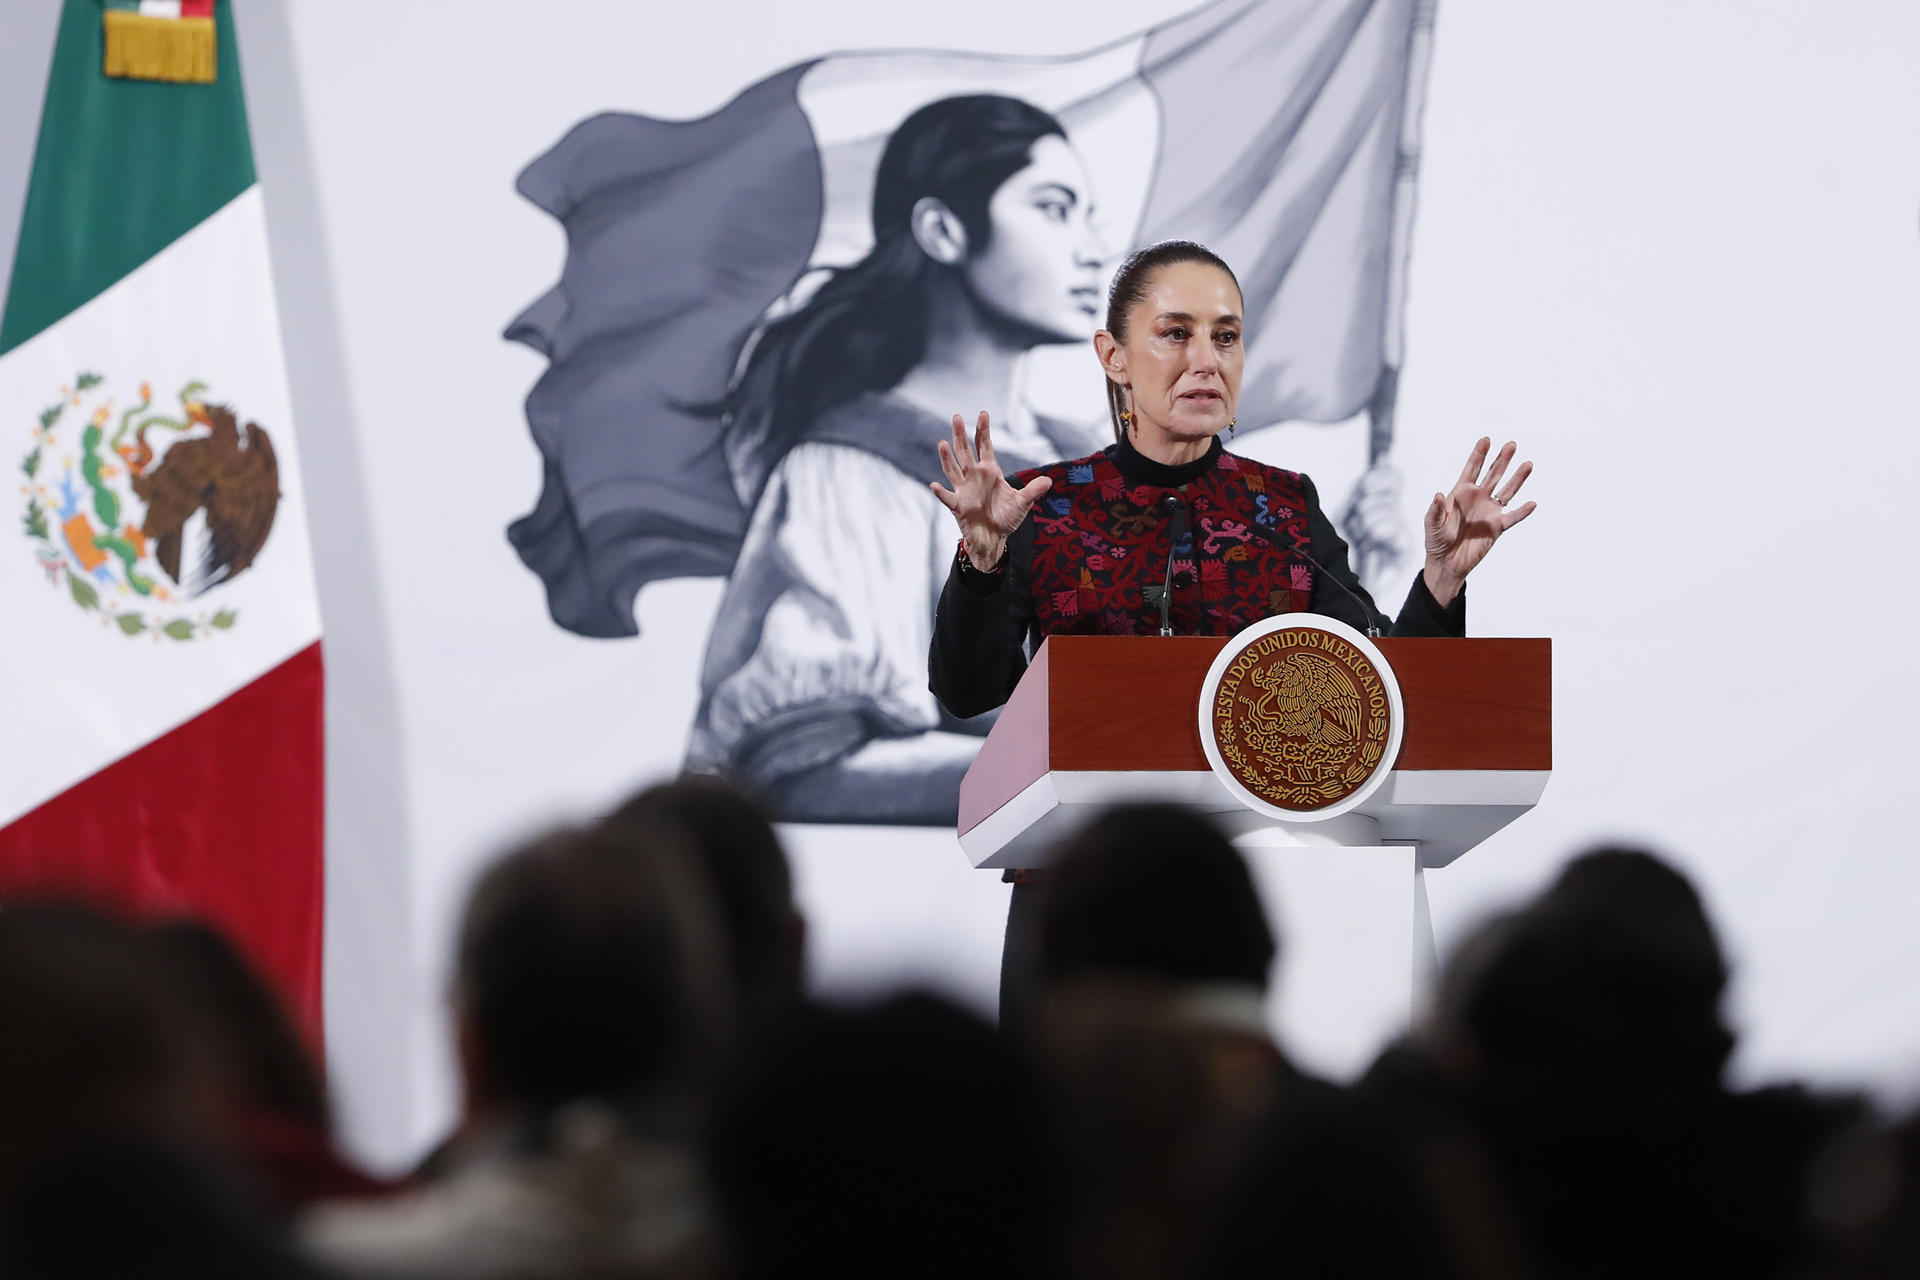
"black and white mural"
507,0,1436,824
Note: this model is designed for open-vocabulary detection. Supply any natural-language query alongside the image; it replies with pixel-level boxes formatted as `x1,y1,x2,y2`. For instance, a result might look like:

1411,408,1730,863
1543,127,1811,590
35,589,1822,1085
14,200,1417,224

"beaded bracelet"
955,537,1006,576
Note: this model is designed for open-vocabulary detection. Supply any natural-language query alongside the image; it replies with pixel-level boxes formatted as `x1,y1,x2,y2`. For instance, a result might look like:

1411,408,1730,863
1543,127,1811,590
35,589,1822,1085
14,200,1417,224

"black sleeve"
1301,474,1464,638
929,518,1037,718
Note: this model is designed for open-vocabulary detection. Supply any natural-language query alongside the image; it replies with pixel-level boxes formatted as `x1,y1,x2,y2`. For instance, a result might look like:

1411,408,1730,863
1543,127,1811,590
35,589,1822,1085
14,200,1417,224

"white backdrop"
6,1,1920,1170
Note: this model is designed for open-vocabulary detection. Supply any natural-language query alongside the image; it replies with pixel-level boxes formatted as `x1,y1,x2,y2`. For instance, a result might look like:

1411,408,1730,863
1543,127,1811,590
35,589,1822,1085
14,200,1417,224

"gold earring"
1120,407,1133,433
1228,417,1236,439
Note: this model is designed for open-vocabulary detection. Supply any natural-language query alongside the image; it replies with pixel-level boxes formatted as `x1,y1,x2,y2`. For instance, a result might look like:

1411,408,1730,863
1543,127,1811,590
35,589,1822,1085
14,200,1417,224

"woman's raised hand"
1422,437,1536,606
931,411,1053,572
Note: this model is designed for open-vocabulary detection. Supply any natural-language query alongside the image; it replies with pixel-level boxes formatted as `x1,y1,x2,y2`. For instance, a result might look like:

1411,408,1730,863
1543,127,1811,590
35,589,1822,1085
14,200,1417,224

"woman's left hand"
1422,437,1535,607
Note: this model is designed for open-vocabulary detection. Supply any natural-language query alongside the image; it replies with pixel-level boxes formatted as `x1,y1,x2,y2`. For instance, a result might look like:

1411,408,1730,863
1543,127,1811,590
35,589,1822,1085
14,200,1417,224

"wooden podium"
956,634,1551,1075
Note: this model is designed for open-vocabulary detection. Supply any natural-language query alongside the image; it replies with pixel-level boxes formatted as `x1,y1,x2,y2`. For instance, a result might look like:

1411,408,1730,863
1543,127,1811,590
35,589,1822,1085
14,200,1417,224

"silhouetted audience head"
1447,845,1733,1090
711,992,1058,1280
600,774,804,1029
1420,845,1863,1280
0,905,205,1193
1037,804,1273,991
454,823,729,1117
147,919,394,1212
149,919,329,1132
304,825,730,1278
0,905,323,1278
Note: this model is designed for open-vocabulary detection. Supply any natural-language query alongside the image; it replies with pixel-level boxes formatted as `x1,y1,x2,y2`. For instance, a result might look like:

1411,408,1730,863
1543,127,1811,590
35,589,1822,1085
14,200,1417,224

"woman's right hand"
930,411,1053,572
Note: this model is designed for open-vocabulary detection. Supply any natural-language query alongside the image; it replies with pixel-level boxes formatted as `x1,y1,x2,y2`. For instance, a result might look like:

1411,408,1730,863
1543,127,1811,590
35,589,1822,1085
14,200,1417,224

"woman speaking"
929,239,1536,717
930,239,1537,1024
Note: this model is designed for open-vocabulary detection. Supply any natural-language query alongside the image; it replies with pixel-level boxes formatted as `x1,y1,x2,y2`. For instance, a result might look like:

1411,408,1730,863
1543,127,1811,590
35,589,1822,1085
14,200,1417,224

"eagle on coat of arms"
1248,651,1365,748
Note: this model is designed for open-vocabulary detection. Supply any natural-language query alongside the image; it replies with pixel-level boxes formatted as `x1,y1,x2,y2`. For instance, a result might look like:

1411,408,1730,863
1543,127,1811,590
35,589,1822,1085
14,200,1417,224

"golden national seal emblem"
1198,615,1404,820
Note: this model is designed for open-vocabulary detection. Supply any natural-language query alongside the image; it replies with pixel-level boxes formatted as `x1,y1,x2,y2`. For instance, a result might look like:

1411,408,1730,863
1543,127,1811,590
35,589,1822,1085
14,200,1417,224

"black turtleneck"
1108,432,1224,489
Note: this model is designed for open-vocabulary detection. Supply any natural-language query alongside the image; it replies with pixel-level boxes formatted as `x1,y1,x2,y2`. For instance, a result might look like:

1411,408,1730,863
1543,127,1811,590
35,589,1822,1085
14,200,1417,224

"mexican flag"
0,1,323,1035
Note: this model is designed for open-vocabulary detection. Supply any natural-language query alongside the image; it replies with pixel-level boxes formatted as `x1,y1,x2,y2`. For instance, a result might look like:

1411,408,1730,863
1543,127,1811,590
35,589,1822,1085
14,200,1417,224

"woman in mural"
684,94,1108,824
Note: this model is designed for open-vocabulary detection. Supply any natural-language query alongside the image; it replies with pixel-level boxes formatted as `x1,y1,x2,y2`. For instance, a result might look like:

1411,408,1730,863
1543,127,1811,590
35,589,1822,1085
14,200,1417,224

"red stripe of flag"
0,643,325,1044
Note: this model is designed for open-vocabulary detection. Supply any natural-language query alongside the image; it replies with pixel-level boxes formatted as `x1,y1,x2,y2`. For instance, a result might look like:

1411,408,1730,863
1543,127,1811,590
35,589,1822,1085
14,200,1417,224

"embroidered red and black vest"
1016,445,1314,639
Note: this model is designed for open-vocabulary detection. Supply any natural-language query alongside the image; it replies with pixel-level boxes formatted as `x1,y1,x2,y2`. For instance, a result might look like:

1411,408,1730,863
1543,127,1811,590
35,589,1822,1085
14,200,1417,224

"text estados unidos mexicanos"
1213,631,1387,723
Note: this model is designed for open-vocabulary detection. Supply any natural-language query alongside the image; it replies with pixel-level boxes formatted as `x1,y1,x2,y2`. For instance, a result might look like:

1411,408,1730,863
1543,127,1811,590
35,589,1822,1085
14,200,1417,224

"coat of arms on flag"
20,372,278,640
505,0,1437,824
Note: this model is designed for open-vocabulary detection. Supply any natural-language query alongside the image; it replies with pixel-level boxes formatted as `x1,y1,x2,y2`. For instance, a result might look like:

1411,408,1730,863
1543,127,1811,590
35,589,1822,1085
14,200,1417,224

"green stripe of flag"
0,0,252,356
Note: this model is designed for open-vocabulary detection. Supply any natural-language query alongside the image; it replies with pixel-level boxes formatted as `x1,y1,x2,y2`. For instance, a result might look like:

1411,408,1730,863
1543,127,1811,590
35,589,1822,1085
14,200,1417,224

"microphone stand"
1245,522,1385,638
1157,495,1190,637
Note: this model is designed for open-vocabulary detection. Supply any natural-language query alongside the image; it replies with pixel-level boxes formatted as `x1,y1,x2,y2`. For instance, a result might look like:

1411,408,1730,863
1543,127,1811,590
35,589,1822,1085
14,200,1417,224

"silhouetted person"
303,825,730,1278
1453,848,1734,1090
1435,846,1860,1280
151,919,329,1129
1034,803,1299,1104
709,992,1059,1280
1027,804,1317,1280
600,774,805,1039
150,919,391,1212
0,904,323,1280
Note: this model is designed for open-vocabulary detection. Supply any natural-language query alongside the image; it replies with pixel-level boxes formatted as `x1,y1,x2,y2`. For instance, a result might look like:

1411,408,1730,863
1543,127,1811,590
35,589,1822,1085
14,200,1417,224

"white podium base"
1234,835,1436,1081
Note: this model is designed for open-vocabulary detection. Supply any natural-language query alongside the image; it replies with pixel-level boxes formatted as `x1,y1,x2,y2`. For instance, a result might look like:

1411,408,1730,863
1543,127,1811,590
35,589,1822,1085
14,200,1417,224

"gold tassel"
102,11,217,84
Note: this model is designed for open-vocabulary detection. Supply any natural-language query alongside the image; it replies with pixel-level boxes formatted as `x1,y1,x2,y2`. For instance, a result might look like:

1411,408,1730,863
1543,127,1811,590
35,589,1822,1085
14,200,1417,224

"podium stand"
957,635,1551,1076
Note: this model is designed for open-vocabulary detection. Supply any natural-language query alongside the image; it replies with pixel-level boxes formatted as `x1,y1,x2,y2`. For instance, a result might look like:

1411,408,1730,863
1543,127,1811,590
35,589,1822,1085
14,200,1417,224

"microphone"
1157,494,1191,637
1244,521,1385,638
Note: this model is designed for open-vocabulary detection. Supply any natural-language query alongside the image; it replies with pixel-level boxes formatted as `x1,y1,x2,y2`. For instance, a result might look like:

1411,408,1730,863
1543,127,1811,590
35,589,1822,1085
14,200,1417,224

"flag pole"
1351,0,1438,587
1370,0,1437,469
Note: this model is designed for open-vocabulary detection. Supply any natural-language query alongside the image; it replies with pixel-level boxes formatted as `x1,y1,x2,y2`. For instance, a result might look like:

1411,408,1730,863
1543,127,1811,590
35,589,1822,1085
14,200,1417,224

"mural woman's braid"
1102,240,1242,444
